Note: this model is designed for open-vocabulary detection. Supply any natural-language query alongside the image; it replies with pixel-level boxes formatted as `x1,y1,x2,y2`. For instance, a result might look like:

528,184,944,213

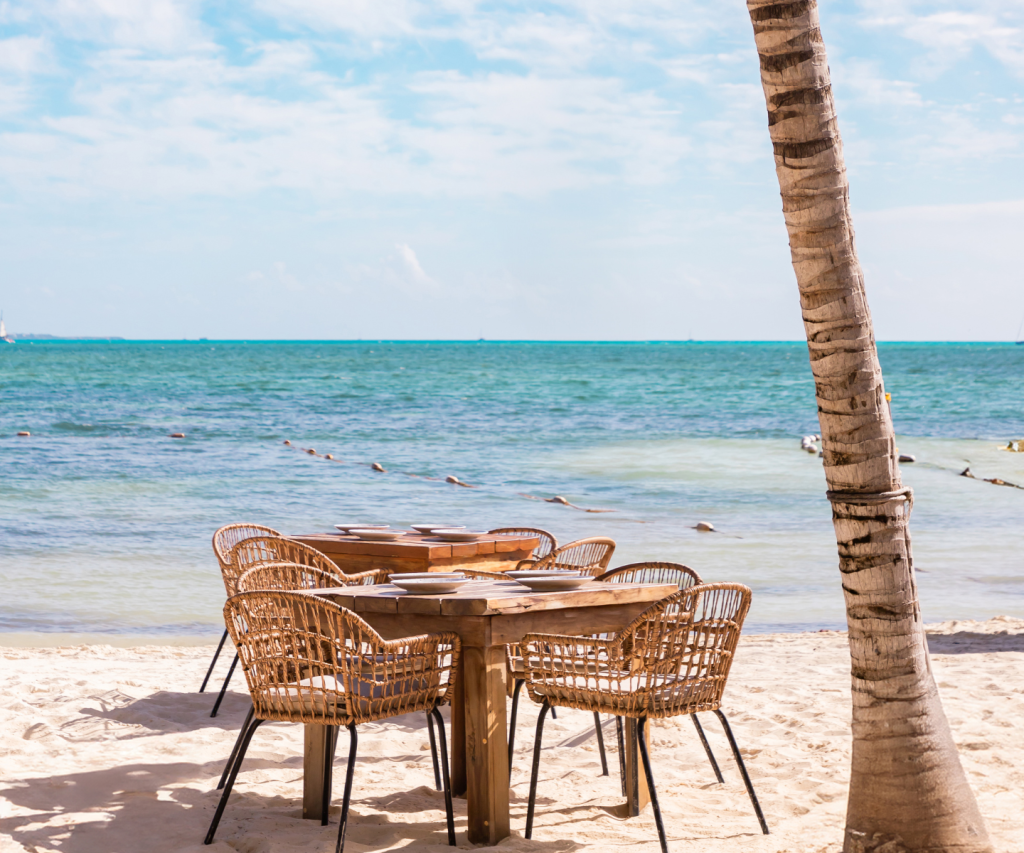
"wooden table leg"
303,723,331,820
623,717,651,816
462,644,510,844
451,657,467,797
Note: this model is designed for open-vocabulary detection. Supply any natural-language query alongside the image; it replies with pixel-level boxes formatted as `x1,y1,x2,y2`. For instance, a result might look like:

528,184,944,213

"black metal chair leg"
430,707,456,846
615,716,627,795
322,726,337,827
713,709,769,834
204,716,264,844
525,699,552,840
210,653,239,718
691,714,724,783
426,711,442,790
335,724,359,853
508,678,523,776
550,706,557,720
217,703,254,790
593,712,609,776
199,630,229,692
637,717,668,853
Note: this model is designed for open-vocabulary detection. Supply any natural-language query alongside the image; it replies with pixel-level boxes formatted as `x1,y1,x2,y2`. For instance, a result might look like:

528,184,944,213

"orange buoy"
170,433,185,438
17,431,30,436
325,454,333,460
372,462,385,472
283,440,291,445
307,448,317,455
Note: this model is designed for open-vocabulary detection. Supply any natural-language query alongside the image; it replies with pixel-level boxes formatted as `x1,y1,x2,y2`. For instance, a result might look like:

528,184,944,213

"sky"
1,0,1023,341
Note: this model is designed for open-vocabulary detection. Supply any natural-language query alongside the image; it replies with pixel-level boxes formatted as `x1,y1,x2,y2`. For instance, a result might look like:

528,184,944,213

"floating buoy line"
280,439,618,513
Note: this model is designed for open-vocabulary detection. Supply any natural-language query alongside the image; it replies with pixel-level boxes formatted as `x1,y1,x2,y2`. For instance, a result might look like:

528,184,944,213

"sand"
2,617,1022,853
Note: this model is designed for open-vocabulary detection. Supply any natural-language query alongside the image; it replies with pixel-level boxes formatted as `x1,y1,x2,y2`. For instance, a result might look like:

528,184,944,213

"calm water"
2,341,1022,641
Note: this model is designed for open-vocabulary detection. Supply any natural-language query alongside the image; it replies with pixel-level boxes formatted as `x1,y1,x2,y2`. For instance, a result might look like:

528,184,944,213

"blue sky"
1,0,1022,340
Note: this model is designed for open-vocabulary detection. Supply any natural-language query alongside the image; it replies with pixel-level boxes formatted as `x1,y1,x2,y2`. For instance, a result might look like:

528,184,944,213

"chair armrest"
514,559,539,571
341,568,390,585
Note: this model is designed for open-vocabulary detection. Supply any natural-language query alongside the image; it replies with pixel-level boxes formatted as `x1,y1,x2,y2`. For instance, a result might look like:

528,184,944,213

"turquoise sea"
2,341,1022,642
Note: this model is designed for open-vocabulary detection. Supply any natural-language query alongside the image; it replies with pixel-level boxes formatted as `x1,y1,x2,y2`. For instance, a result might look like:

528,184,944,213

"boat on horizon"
1,311,14,344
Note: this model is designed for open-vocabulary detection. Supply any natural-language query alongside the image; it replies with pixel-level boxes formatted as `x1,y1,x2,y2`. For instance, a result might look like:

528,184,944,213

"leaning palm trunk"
745,2,992,851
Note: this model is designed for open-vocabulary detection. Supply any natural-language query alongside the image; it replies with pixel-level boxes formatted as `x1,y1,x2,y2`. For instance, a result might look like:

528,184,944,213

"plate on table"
505,569,581,580
349,528,406,541
335,523,389,533
390,577,473,595
391,572,465,581
411,523,465,534
513,575,594,592
432,529,489,542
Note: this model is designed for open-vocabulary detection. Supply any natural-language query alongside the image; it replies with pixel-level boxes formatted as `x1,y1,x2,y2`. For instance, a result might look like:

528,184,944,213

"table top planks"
306,578,676,617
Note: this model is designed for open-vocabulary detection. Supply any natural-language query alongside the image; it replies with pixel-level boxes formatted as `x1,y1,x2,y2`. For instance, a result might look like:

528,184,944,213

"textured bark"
745,2,993,851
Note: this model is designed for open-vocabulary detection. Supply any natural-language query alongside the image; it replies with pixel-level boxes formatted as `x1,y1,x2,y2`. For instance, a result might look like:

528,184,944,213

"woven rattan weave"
515,536,616,574
230,536,387,595
205,590,461,852
237,562,385,594
487,527,557,560
521,583,768,851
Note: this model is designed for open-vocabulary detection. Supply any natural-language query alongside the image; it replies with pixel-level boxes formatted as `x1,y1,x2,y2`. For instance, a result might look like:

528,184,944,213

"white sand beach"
2,618,1022,853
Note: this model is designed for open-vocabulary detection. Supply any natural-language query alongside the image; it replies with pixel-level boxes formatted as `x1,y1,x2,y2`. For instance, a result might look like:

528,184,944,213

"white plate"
432,529,489,542
514,575,594,592
349,529,406,541
335,523,389,533
410,524,465,534
505,570,581,580
390,572,465,581
391,577,473,595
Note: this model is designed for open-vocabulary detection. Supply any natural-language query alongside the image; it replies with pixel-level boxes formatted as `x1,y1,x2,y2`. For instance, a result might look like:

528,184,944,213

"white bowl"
335,523,389,533
390,577,473,595
411,523,465,534
514,575,594,592
432,529,489,542
349,529,406,541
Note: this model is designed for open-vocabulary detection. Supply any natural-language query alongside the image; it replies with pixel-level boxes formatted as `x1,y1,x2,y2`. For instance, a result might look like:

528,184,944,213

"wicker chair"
488,527,557,560
515,536,616,574
589,562,709,793
205,590,460,853
207,536,387,717
230,562,448,793
202,524,282,695
505,537,617,773
521,583,768,852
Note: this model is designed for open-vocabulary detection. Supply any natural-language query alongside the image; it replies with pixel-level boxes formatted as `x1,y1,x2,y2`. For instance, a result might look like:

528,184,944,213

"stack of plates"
507,571,594,592
349,529,406,541
431,529,489,542
335,523,389,533
389,573,472,594
410,523,465,534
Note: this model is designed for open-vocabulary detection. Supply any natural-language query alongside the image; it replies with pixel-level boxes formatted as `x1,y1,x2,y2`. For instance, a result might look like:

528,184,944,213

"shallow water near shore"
2,341,1022,641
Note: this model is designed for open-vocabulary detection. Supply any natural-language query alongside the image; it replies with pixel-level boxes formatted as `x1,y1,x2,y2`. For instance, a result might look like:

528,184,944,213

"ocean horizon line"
5,338,1021,346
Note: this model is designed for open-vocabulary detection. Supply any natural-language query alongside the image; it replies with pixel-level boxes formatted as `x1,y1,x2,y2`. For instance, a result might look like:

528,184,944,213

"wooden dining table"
289,531,540,576
300,577,676,845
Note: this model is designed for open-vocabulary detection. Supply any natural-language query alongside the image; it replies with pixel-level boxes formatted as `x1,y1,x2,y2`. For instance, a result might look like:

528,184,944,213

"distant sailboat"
1017,311,1024,344
0,311,14,344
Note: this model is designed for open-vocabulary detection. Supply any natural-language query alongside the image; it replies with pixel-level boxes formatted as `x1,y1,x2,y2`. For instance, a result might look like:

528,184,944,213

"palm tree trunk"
745,2,992,851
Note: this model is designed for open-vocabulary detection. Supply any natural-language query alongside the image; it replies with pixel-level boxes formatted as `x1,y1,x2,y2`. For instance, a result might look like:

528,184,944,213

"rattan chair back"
224,590,460,726
213,523,281,574
523,582,751,719
488,527,557,559
237,562,378,594
527,536,616,576
596,561,702,590
228,536,385,596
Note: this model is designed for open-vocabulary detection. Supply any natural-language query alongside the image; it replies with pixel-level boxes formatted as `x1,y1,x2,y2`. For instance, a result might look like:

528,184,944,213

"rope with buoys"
279,439,619,512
